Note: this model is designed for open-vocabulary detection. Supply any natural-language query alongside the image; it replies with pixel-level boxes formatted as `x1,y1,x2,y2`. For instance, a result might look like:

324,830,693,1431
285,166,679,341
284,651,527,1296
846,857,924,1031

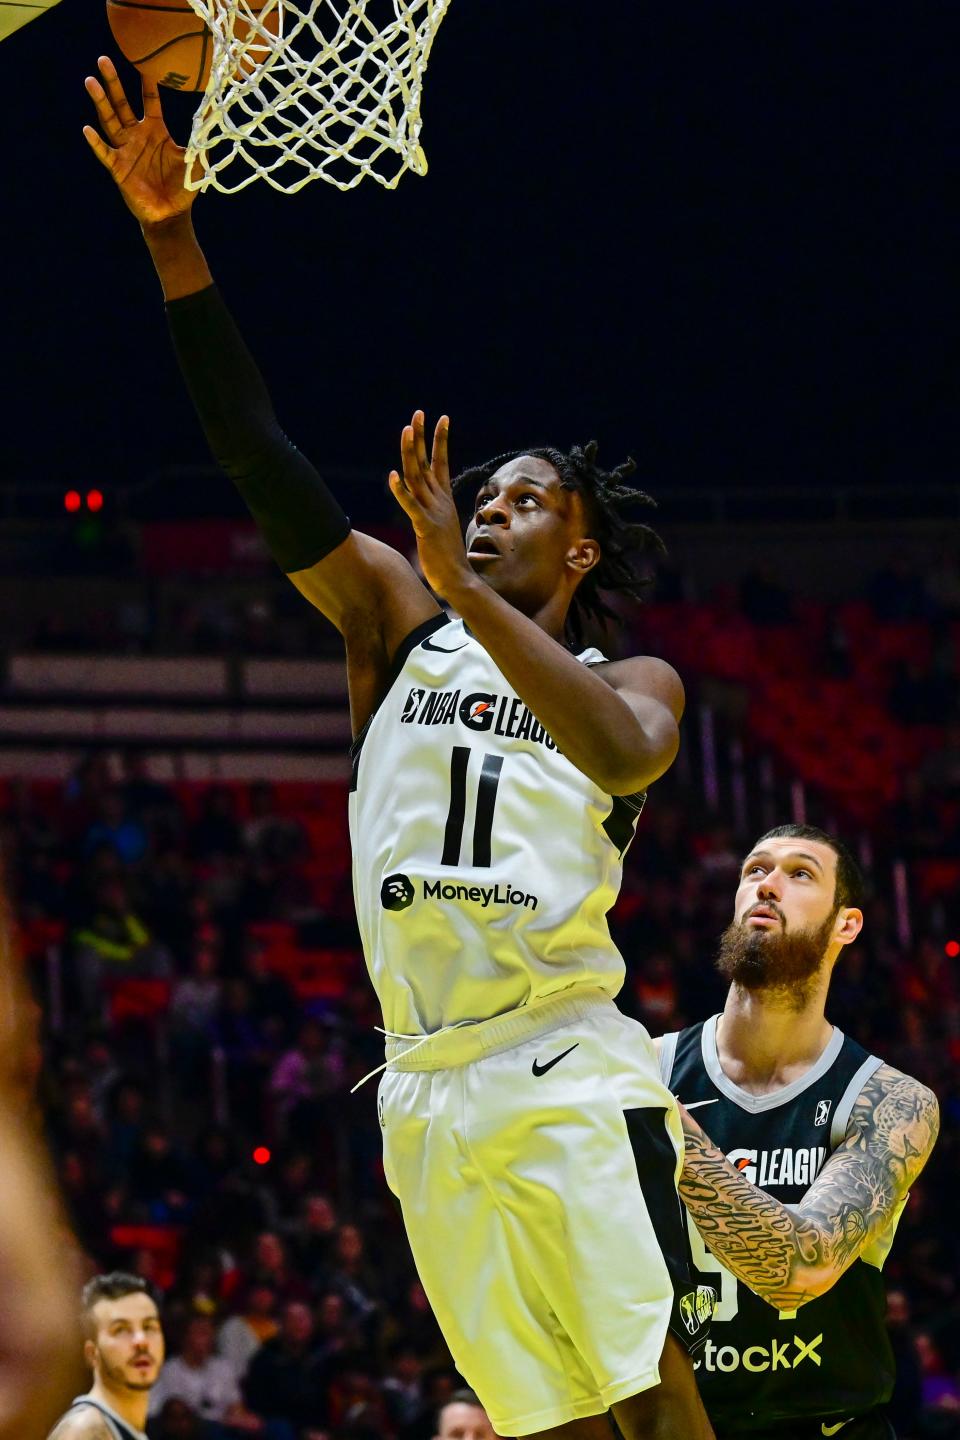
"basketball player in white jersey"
84,61,715,1439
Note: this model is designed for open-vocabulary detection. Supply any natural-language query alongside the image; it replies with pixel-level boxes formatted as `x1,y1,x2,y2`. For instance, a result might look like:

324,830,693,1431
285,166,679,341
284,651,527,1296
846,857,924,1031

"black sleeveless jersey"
662,1018,902,1437
65,1397,147,1440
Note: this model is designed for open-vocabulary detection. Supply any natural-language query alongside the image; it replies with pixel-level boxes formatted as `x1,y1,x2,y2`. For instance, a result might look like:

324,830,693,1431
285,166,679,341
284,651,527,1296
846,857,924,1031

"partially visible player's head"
81,1272,164,1396
716,825,864,1003
453,443,663,644
434,1388,496,1440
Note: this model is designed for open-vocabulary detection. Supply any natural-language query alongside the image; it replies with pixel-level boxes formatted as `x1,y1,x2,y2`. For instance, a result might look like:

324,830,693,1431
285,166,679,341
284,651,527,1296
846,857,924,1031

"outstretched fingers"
388,469,418,522
98,55,139,128
432,415,450,487
412,410,430,474
84,73,124,145
82,122,116,170
400,421,430,498
140,76,164,121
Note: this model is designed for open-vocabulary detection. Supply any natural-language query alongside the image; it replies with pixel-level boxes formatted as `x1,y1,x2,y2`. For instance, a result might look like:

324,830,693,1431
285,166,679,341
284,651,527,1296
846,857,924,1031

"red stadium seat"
107,978,172,1022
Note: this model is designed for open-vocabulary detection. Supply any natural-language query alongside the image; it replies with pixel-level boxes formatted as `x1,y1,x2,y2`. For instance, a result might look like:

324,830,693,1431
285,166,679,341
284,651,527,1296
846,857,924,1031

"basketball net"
182,0,452,194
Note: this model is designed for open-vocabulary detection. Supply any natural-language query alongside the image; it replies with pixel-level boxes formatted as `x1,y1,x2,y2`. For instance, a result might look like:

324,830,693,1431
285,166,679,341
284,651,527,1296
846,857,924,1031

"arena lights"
252,1145,272,1165
946,940,960,959
63,489,105,513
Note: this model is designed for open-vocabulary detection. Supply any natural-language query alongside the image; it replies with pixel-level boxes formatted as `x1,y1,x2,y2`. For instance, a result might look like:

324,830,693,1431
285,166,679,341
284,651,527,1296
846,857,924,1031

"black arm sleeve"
165,284,351,574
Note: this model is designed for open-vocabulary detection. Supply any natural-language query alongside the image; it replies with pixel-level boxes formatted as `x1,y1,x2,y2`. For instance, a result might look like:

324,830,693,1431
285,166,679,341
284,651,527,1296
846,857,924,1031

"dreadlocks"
452,442,665,647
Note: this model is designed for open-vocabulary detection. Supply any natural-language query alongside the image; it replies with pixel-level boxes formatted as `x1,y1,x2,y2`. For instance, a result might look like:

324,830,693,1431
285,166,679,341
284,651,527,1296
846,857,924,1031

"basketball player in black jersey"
48,1275,164,1440
656,824,940,1440
83,59,715,1440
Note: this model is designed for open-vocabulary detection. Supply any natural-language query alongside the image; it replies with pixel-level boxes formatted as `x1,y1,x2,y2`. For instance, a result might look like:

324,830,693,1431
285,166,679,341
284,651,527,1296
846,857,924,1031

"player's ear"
566,537,600,575
83,1337,97,1369
834,907,863,947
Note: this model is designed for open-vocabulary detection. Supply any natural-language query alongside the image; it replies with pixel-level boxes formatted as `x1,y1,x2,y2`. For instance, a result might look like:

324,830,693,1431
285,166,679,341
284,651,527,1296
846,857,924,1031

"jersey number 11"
442,746,504,867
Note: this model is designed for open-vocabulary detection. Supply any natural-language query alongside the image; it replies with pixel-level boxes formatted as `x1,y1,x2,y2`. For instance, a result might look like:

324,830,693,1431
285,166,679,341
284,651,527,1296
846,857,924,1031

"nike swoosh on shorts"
821,1421,853,1436
532,1042,580,1076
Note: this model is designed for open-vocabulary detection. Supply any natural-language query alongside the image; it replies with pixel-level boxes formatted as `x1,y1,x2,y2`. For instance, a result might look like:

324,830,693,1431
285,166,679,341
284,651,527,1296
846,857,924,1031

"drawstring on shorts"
350,1021,477,1093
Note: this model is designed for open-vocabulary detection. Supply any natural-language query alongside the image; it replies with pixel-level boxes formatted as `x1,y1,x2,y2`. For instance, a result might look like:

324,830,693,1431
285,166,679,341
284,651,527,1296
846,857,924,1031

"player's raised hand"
389,411,471,600
83,56,195,226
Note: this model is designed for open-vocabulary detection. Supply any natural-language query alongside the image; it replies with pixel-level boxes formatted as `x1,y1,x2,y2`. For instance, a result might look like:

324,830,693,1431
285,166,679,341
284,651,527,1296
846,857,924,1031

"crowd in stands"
3,554,960,1440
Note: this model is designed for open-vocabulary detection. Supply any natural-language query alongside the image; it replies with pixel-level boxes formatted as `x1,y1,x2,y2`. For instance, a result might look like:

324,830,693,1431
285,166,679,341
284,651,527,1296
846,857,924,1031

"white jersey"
348,614,645,1036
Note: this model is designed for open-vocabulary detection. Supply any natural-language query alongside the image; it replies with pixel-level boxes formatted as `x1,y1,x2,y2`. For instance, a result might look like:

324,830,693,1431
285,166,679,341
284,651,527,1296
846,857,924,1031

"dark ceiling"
7,1,960,515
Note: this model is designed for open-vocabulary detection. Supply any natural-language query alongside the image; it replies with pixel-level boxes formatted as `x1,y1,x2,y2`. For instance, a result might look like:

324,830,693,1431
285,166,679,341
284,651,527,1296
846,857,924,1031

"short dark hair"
81,1272,155,1338
751,825,864,909
452,443,664,647
437,1388,486,1428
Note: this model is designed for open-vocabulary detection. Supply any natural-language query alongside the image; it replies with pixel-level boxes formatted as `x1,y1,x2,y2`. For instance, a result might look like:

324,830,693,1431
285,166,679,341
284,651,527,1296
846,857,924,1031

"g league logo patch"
814,1099,832,1127
381,874,415,912
679,1285,718,1336
401,689,426,723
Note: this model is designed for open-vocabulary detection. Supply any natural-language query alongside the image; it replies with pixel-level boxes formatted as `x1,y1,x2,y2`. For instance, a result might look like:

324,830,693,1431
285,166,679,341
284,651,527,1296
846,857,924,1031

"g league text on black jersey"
661,1018,900,1435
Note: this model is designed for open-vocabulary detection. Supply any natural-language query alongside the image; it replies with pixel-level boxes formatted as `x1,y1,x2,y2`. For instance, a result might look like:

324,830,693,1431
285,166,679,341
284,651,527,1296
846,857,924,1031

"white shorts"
378,989,698,1436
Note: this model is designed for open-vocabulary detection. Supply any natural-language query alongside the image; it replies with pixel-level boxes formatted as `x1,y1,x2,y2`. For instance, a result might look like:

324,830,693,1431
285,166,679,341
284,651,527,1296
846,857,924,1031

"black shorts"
622,1105,717,1359
714,1409,896,1440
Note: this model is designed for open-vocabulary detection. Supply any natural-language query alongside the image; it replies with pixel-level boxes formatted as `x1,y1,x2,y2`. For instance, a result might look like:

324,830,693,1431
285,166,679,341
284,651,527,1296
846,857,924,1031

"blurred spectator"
150,1314,263,1432
434,1390,495,1440
151,1397,210,1440
290,1194,338,1283
170,944,223,1089
326,1361,389,1439
218,1281,279,1384
631,951,678,1030
213,979,273,1118
189,1126,243,1203
119,751,179,825
886,1288,924,1438
106,1080,148,1171
323,1224,381,1336
243,785,305,866
267,1154,315,1235
243,1300,327,1436
269,1020,343,1139
192,790,242,861
72,875,172,1014
63,753,112,842
172,1253,227,1319
915,1331,960,1435
171,944,223,1031
398,1282,452,1372
242,942,299,1049
130,1124,193,1223
245,1232,312,1306
84,789,148,865
382,1344,424,1435
313,1291,362,1373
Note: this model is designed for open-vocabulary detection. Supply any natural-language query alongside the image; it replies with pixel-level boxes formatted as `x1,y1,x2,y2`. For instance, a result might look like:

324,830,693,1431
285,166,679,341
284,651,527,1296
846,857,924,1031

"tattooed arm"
678,1064,940,1312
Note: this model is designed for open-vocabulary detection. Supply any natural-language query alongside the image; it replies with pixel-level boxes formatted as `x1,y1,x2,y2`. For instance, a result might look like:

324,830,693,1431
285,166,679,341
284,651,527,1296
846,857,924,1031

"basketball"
105,0,280,92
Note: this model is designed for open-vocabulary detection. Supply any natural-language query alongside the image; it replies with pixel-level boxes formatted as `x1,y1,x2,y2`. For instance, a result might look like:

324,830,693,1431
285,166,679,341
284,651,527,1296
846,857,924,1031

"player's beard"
715,909,837,1006
98,1351,157,1392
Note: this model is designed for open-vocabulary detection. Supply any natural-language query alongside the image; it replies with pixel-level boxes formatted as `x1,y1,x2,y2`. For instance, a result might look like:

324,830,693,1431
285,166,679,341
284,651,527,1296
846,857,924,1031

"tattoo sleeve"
678,1065,940,1310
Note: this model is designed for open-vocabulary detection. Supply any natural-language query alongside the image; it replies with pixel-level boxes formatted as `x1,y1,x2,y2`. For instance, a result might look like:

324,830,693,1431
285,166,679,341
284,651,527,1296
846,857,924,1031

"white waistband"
384,987,616,1072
